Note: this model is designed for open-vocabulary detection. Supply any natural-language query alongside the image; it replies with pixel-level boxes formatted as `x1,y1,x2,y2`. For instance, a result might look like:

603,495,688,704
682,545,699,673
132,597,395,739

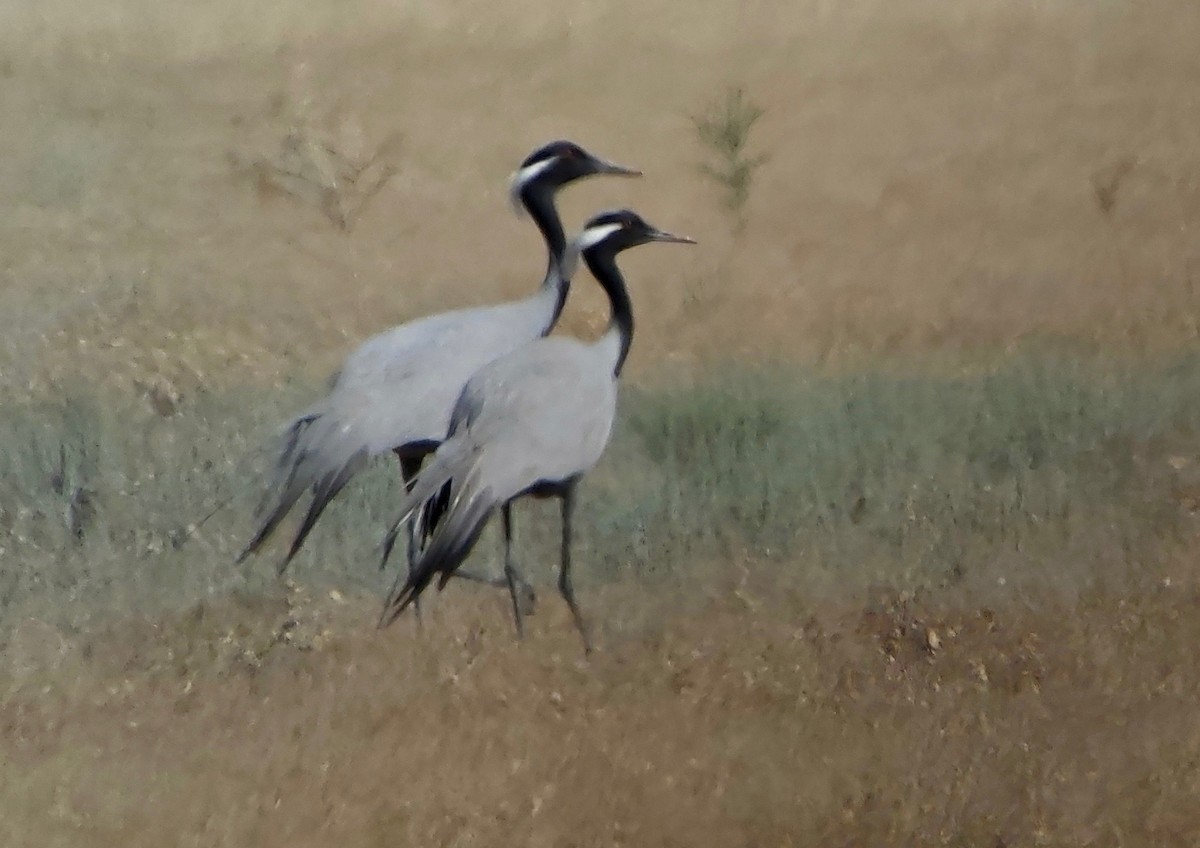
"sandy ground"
4,570,1200,846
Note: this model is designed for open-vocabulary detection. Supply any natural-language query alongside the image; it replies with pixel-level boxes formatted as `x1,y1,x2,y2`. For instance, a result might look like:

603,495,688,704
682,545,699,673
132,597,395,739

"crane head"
507,140,641,218
573,208,697,258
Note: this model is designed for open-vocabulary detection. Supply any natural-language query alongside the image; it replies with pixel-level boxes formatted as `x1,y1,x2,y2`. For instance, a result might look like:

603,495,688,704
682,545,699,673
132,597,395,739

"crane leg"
500,503,530,640
397,453,425,624
557,485,592,654
451,567,537,615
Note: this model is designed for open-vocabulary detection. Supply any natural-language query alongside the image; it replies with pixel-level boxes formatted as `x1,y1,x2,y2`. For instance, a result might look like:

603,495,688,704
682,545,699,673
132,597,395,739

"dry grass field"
3,0,1200,844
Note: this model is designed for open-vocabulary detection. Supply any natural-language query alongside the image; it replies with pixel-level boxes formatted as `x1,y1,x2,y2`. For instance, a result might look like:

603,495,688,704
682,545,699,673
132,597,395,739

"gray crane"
376,209,695,652
237,141,641,601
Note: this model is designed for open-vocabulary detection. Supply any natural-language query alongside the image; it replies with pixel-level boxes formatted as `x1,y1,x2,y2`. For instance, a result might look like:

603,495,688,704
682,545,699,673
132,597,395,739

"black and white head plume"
507,140,641,217
571,208,697,259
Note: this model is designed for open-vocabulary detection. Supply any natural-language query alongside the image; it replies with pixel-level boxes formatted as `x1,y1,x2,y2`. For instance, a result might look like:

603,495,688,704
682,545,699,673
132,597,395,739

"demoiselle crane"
237,142,641,606
377,209,696,652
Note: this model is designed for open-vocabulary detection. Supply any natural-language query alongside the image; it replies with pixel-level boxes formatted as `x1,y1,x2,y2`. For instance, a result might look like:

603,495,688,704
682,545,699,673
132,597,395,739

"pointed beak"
592,157,643,178
647,228,697,245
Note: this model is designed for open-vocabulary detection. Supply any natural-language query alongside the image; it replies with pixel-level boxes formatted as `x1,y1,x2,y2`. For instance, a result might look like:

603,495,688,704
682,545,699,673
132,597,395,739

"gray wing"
328,297,550,452
240,296,549,567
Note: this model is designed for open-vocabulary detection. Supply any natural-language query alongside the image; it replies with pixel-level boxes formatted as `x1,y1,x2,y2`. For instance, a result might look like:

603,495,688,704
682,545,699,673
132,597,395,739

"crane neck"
519,183,571,332
582,248,633,377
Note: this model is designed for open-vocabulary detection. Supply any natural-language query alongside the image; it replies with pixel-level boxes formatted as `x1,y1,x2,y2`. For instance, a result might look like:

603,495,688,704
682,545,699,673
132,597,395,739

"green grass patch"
596,356,1192,591
2,354,1197,633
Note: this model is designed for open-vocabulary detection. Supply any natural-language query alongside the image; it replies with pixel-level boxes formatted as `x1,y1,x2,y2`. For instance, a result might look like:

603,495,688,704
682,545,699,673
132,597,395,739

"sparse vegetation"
227,105,402,232
3,353,1196,631
691,86,768,232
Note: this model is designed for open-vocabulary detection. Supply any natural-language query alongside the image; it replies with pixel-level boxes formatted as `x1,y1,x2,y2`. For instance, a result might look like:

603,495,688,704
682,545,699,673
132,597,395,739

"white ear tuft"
506,158,556,218
574,222,623,251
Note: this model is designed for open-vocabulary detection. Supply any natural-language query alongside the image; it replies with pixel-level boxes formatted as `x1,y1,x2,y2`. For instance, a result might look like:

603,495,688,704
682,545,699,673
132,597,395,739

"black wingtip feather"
276,449,367,575
378,488,495,627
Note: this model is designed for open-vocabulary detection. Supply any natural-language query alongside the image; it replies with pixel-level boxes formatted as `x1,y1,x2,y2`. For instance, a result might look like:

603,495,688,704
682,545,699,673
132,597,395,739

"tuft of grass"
691,86,768,232
2,353,1199,635
584,353,1200,595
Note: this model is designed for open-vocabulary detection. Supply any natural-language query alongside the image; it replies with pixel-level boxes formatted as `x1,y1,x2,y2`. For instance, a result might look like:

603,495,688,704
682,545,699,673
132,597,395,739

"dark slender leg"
557,485,592,654
397,452,425,622
501,503,527,640
453,568,537,614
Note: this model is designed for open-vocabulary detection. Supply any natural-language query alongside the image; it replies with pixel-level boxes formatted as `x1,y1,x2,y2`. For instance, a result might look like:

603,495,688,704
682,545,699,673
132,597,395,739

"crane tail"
381,479,449,570
378,440,474,571
380,484,496,627
419,481,452,544
277,448,369,575
261,414,315,505
240,406,374,567
236,476,308,564
238,412,322,561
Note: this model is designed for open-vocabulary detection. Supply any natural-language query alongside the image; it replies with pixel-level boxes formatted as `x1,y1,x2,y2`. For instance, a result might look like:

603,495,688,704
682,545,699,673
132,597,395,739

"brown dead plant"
230,115,401,232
